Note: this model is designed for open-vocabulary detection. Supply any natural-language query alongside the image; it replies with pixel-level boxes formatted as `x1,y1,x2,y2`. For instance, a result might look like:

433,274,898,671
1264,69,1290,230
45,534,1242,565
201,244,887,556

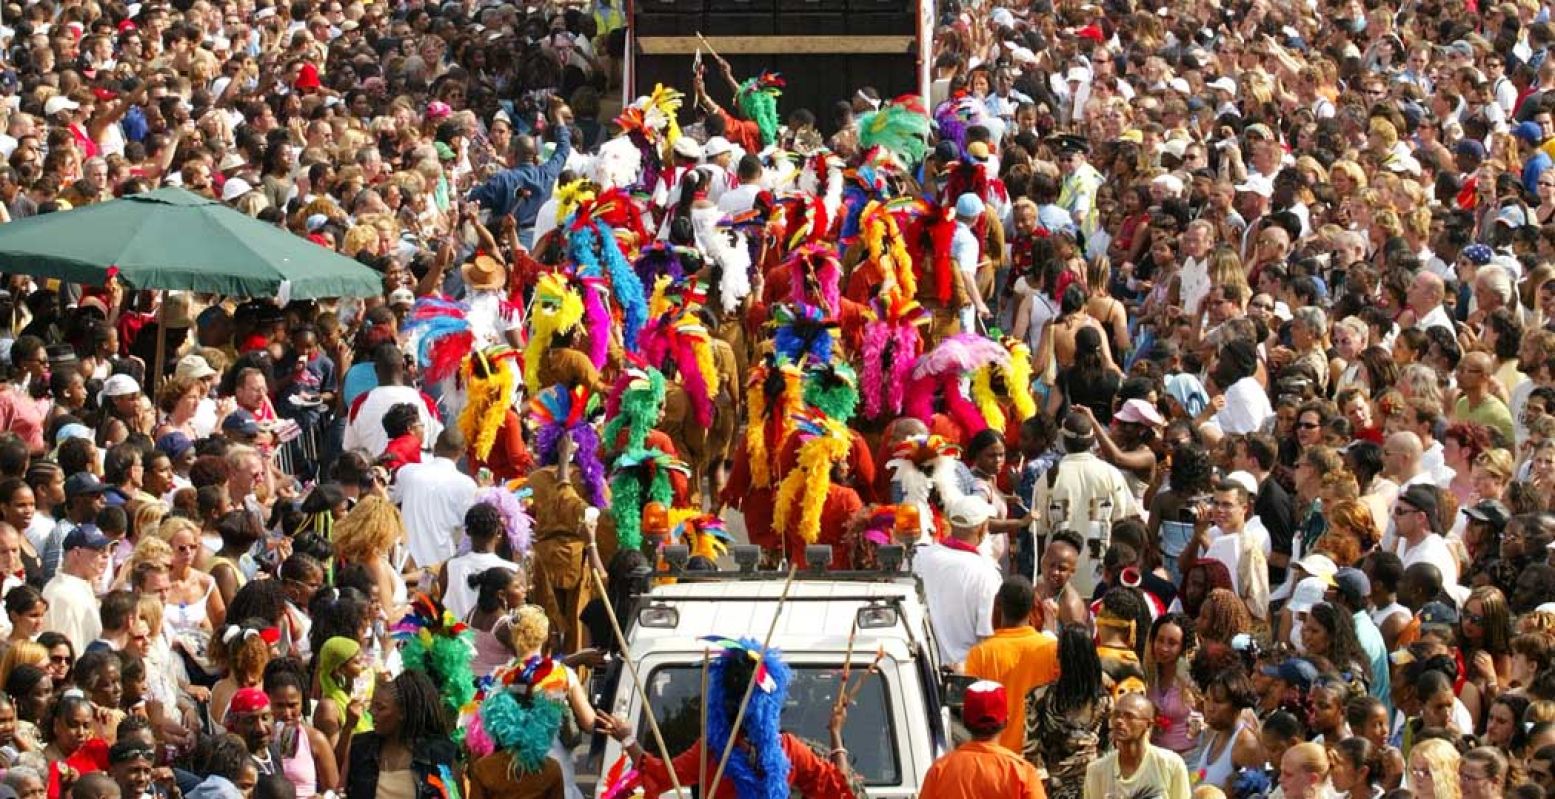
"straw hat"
460,254,506,292
161,293,194,329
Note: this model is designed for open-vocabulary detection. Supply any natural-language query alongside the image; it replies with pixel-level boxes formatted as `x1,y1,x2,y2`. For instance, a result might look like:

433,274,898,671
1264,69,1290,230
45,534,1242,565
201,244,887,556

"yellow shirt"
1083,745,1192,799
963,626,1060,752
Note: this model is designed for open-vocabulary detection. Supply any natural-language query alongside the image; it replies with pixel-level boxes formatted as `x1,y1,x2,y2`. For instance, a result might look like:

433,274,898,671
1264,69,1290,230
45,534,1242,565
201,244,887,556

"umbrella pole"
153,296,166,392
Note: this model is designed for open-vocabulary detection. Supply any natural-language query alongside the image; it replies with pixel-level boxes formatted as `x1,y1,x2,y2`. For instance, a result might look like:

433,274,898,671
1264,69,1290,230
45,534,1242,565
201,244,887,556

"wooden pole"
707,564,799,799
585,544,688,799
152,292,167,392
698,647,711,796
834,618,857,714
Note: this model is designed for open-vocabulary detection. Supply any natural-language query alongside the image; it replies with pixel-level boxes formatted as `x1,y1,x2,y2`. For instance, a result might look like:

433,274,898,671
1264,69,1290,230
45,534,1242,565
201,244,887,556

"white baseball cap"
946,495,995,528
44,95,80,116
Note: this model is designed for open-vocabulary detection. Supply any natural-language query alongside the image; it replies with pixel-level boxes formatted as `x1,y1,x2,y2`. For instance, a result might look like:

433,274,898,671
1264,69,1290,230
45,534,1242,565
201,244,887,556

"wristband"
619,736,638,750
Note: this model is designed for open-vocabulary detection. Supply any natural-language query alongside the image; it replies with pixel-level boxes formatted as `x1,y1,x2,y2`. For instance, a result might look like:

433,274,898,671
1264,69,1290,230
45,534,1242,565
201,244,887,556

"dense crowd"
0,0,1552,794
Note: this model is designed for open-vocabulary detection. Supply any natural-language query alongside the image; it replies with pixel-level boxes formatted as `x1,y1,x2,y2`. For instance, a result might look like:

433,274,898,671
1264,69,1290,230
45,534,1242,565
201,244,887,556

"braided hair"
384,670,448,742
1051,623,1105,714
1101,587,1154,663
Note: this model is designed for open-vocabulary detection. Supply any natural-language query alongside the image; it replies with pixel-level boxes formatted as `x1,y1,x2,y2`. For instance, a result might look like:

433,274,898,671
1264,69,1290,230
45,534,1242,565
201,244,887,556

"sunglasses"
50,654,72,664
1296,421,1321,430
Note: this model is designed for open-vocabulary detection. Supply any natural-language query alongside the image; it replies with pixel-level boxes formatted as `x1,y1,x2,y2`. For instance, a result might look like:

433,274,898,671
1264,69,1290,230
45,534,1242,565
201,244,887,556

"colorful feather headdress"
905,333,1012,437
458,346,522,462
802,361,859,423
785,243,842,315
857,95,932,166
523,272,585,396
633,241,699,293
702,636,792,799
860,293,927,420
771,304,838,366
772,411,851,546
392,593,476,736
614,83,683,145
529,384,608,507
474,484,533,560
885,434,969,539
971,339,1037,434
638,303,719,428
744,356,803,489
554,180,597,226
403,297,474,384
610,446,688,551
690,209,754,315
568,216,649,353
797,152,844,240
899,199,958,305
476,655,571,774
736,71,784,147
857,198,920,300
669,510,733,561
932,92,987,153
602,365,667,453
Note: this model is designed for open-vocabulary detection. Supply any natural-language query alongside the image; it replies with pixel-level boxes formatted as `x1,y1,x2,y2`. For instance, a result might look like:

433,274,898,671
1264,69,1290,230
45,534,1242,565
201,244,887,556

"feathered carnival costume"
459,346,523,464
529,384,608,507
468,655,571,774
602,365,666,453
772,411,852,548
898,198,959,307
744,356,803,489
784,244,843,315
391,593,476,742
971,338,1037,435
638,281,720,427
797,152,845,242
931,92,989,155
613,84,683,194
473,484,533,560
610,445,688,552
565,195,650,353
860,294,927,421
736,72,785,148
802,361,859,424
402,297,476,385
690,211,754,315
700,637,794,799
885,434,968,541
904,332,1010,438
668,512,733,561
771,304,838,366
856,96,932,167
523,273,586,396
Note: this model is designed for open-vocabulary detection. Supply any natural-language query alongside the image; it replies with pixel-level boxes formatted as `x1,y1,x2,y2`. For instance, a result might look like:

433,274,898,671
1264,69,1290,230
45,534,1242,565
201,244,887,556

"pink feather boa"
862,321,923,419
912,332,1011,379
940,372,989,437
904,368,936,424
581,279,611,369
464,710,495,759
786,245,841,313
861,321,890,419
675,335,715,427
889,325,921,414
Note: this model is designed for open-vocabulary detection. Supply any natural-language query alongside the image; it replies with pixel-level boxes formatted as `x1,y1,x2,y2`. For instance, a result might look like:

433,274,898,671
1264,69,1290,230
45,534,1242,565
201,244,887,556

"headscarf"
318,636,373,733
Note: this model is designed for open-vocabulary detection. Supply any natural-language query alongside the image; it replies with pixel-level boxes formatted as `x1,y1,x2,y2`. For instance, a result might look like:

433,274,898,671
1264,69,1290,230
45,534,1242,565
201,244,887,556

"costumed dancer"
772,410,861,568
638,280,720,506
899,197,969,341
524,272,611,397
613,85,683,206
459,346,531,482
525,382,608,654
466,606,603,799
885,433,974,546
719,356,802,564
904,332,1012,444
970,338,1038,447
598,638,858,799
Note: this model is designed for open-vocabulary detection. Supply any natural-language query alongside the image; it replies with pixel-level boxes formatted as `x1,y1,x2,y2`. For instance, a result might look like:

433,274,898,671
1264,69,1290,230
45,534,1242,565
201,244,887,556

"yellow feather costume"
772,415,851,545
523,273,585,396
458,347,520,461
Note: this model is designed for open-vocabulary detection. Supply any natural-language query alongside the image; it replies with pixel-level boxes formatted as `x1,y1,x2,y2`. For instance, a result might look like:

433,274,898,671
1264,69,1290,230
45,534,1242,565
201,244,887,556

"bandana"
227,687,270,718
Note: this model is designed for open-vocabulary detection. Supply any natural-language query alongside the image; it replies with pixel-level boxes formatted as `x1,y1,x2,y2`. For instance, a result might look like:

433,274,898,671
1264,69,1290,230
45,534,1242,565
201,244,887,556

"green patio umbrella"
0,187,383,299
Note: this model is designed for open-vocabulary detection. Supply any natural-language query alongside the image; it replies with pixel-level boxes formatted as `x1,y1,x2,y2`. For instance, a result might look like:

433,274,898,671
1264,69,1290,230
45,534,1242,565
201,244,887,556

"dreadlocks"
386,670,448,742
1198,588,1254,646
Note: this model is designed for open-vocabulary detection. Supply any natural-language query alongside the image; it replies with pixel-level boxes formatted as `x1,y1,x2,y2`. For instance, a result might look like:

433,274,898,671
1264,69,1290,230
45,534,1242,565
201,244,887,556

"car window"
637,664,901,785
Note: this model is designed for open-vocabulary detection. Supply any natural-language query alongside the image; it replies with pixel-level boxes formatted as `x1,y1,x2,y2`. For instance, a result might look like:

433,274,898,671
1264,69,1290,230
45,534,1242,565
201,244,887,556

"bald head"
514,134,538,164
1384,431,1423,479
1410,271,1445,310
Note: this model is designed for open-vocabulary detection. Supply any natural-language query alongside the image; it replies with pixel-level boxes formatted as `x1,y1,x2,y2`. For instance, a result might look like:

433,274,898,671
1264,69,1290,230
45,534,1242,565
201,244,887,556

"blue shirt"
468,126,572,228
1355,609,1392,713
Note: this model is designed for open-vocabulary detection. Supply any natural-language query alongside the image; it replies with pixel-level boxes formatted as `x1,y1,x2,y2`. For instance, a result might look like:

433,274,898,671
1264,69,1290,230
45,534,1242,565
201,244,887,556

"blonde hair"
137,594,164,637
158,516,201,544
1474,449,1515,482
333,495,403,564
124,536,173,576
0,641,47,689
509,605,550,656
1410,738,1461,799
342,224,379,256
1527,700,1555,724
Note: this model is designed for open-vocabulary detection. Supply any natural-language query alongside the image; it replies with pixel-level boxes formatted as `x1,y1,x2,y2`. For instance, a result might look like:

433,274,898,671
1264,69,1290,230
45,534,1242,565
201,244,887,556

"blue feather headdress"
771,304,837,366
568,219,648,352
702,636,792,799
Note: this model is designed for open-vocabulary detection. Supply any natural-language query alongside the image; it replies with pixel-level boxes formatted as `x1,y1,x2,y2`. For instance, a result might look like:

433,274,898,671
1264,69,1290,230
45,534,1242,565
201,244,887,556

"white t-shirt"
343,385,443,458
1395,532,1462,597
391,457,478,569
442,551,519,621
913,542,1001,665
1214,376,1274,435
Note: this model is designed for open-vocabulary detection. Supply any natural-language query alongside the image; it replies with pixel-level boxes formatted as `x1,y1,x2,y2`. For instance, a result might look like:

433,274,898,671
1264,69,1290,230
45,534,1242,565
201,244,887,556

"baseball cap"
1291,553,1338,584
1287,576,1328,614
1332,568,1371,607
1418,601,1459,630
55,423,92,446
1224,470,1259,496
1455,139,1488,160
101,373,141,398
64,472,106,500
222,409,261,438
955,193,984,219
672,136,704,160
1206,76,1238,96
703,136,734,158
1234,175,1275,198
961,680,1009,733
1514,121,1544,143
43,95,80,116
1464,499,1511,530
63,524,111,551
1115,398,1165,427
389,288,416,307
1260,658,1319,689
946,495,995,528
174,354,217,381
966,141,991,162
156,431,194,461
221,177,253,202
1397,485,1440,532
1496,205,1528,228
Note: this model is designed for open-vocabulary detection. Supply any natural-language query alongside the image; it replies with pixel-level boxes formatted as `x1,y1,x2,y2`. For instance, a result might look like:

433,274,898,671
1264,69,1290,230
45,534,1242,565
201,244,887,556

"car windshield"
636,663,901,785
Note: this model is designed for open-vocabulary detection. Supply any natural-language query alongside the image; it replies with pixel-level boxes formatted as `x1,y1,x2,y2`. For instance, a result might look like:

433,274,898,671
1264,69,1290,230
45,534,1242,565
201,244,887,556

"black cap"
1463,499,1510,530
222,409,261,438
64,472,106,500
1052,133,1091,155
1397,484,1441,533
45,344,77,365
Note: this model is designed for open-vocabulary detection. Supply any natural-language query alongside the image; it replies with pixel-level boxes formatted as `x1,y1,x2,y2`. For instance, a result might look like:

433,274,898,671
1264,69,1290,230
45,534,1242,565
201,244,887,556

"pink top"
1149,678,1196,754
279,726,317,799
0,384,48,454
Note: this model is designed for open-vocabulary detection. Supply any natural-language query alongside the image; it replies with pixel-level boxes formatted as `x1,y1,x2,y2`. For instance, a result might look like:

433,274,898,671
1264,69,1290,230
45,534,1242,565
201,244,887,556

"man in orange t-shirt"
920,681,1047,798
963,575,1060,753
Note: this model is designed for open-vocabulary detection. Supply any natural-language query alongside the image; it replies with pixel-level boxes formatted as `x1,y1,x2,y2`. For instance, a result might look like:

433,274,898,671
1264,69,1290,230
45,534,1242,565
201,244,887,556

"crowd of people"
0,0,1553,794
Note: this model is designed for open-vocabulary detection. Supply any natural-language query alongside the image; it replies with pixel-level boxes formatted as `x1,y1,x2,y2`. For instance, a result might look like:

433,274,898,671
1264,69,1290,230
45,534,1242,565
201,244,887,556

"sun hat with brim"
1292,553,1338,584
460,254,506,292
1287,576,1328,613
45,344,77,365
175,354,217,381
221,177,253,202
1115,398,1165,427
